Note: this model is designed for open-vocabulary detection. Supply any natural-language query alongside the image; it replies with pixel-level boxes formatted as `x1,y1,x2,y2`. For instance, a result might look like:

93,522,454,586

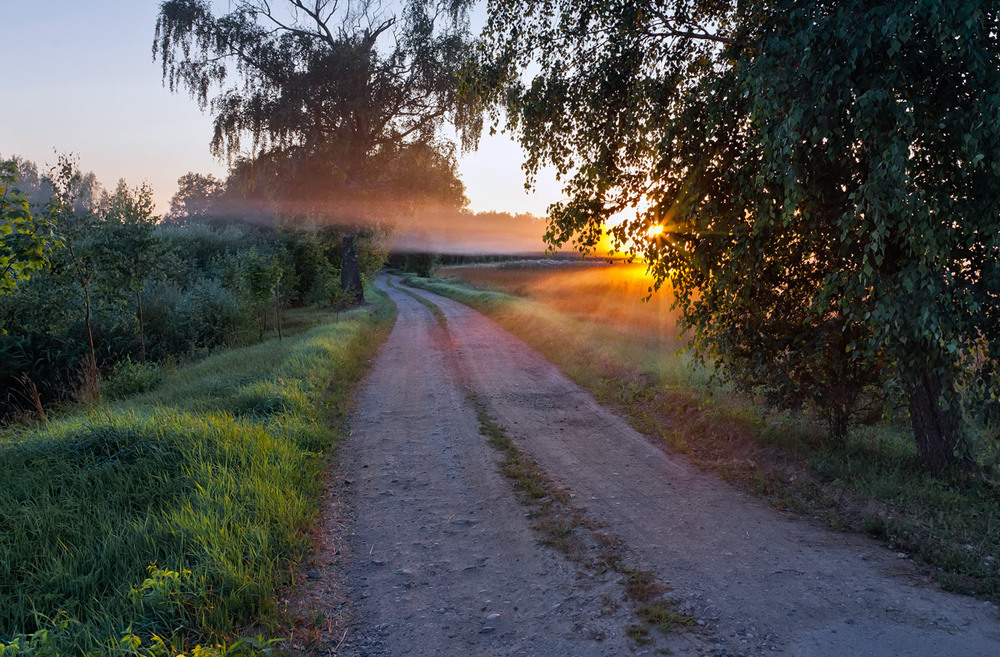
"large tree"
165,172,227,225
468,0,1000,469
153,0,477,210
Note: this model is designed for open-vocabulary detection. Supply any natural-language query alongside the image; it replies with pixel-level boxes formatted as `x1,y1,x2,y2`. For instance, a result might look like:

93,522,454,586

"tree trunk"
83,282,97,373
136,289,146,364
341,234,365,304
80,280,100,402
905,367,966,470
274,280,283,341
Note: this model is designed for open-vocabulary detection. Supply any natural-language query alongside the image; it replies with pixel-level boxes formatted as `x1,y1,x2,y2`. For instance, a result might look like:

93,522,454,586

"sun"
646,225,664,238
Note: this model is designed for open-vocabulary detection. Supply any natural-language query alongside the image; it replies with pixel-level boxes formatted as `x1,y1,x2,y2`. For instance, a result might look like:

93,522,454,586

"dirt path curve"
328,275,1000,656
332,277,637,656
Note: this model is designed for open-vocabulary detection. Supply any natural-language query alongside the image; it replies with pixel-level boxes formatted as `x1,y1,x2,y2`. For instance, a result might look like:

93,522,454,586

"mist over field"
445,261,684,347
386,208,549,254
183,193,553,255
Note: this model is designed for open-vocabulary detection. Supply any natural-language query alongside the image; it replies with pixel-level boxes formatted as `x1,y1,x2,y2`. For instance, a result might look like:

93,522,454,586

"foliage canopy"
467,0,1000,469
154,0,478,218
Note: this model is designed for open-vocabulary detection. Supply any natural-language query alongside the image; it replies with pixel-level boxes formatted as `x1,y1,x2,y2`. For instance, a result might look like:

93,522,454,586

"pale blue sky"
0,0,560,216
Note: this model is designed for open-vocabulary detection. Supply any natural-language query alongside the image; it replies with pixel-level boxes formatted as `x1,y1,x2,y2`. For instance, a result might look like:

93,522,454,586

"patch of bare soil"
289,276,1000,657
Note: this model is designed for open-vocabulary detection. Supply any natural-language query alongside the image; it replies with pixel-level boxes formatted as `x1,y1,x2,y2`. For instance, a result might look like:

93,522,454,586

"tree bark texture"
906,368,965,470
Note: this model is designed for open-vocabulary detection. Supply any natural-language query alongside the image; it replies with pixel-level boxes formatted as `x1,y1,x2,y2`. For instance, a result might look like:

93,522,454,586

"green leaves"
0,160,57,295
471,0,1000,467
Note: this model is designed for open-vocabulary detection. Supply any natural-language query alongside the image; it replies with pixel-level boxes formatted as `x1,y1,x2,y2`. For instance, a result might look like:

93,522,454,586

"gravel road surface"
318,276,1000,656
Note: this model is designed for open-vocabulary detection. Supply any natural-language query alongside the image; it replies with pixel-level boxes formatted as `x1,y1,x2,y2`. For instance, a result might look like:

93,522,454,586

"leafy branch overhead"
466,0,1000,470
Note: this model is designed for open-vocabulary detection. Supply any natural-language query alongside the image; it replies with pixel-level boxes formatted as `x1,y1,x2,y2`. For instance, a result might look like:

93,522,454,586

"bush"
104,358,165,399
388,252,437,277
177,278,254,351
143,282,186,359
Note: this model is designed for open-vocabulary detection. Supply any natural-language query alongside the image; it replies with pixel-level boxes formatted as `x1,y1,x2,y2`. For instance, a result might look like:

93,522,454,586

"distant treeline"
0,155,385,422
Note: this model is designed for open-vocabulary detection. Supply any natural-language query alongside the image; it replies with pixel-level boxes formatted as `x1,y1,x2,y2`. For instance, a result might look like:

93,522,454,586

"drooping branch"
155,0,478,212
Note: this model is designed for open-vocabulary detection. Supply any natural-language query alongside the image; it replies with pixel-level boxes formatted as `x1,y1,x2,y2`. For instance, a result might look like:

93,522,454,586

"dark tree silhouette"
155,0,478,301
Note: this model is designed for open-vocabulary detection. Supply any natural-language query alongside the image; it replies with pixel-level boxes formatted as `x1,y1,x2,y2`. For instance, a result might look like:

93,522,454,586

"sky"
0,0,563,217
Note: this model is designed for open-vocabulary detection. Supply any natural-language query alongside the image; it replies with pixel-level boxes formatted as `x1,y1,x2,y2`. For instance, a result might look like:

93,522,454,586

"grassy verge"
0,289,394,656
472,398,691,648
404,272,1000,604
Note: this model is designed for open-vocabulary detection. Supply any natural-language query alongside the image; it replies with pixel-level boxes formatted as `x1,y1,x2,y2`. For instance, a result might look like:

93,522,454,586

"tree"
0,159,56,294
98,180,165,363
165,172,226,224
1,156,53,207
42,156,103,390
238,245,291,340
154,0,478,301
468,0,1000,469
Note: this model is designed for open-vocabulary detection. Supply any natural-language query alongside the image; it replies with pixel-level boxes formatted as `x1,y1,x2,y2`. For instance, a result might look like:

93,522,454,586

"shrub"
105,358,165,399
177,278,254,350
143,281,186,359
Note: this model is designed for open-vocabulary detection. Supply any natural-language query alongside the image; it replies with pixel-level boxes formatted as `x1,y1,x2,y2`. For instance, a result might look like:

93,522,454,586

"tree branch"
644,28,735,47
647,7,736,47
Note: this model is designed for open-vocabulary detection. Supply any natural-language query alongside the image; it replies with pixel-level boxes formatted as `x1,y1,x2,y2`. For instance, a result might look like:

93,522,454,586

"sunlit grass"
447,262,683,345
435,263,708,389
0,289,394,655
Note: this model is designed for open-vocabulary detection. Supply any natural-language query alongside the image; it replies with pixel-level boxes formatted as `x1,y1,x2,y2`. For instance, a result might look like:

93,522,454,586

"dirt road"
328,276,1000,656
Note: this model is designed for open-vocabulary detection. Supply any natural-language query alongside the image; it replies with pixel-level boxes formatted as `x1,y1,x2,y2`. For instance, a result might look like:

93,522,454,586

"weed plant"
407,268,1000,604
0,288,393,655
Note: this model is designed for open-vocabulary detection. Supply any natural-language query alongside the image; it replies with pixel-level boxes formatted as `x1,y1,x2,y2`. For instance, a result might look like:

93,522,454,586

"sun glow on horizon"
592,199,667,258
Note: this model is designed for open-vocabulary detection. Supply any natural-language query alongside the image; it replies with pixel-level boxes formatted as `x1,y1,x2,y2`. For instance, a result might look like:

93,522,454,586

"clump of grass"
0,291,394,655
413,269,1000,604
625,624,653,645
231,378,311,419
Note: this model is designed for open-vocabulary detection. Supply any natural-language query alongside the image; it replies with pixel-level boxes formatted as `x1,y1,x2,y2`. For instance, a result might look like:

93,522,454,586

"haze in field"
387,207,550,254
447,262,682,345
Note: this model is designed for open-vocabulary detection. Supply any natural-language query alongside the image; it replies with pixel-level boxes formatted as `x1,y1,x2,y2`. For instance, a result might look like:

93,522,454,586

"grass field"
0,290,394,656
407,263,1000,604
441,262,709,389
446,261,684,346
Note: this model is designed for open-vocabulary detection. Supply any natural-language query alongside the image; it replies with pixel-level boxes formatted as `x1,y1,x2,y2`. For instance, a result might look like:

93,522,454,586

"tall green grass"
406,271,1000,604
0,290,393,655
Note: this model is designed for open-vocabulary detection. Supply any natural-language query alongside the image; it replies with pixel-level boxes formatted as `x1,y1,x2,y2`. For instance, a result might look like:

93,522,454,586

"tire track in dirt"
398,278,1000,657
332,278,639,656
